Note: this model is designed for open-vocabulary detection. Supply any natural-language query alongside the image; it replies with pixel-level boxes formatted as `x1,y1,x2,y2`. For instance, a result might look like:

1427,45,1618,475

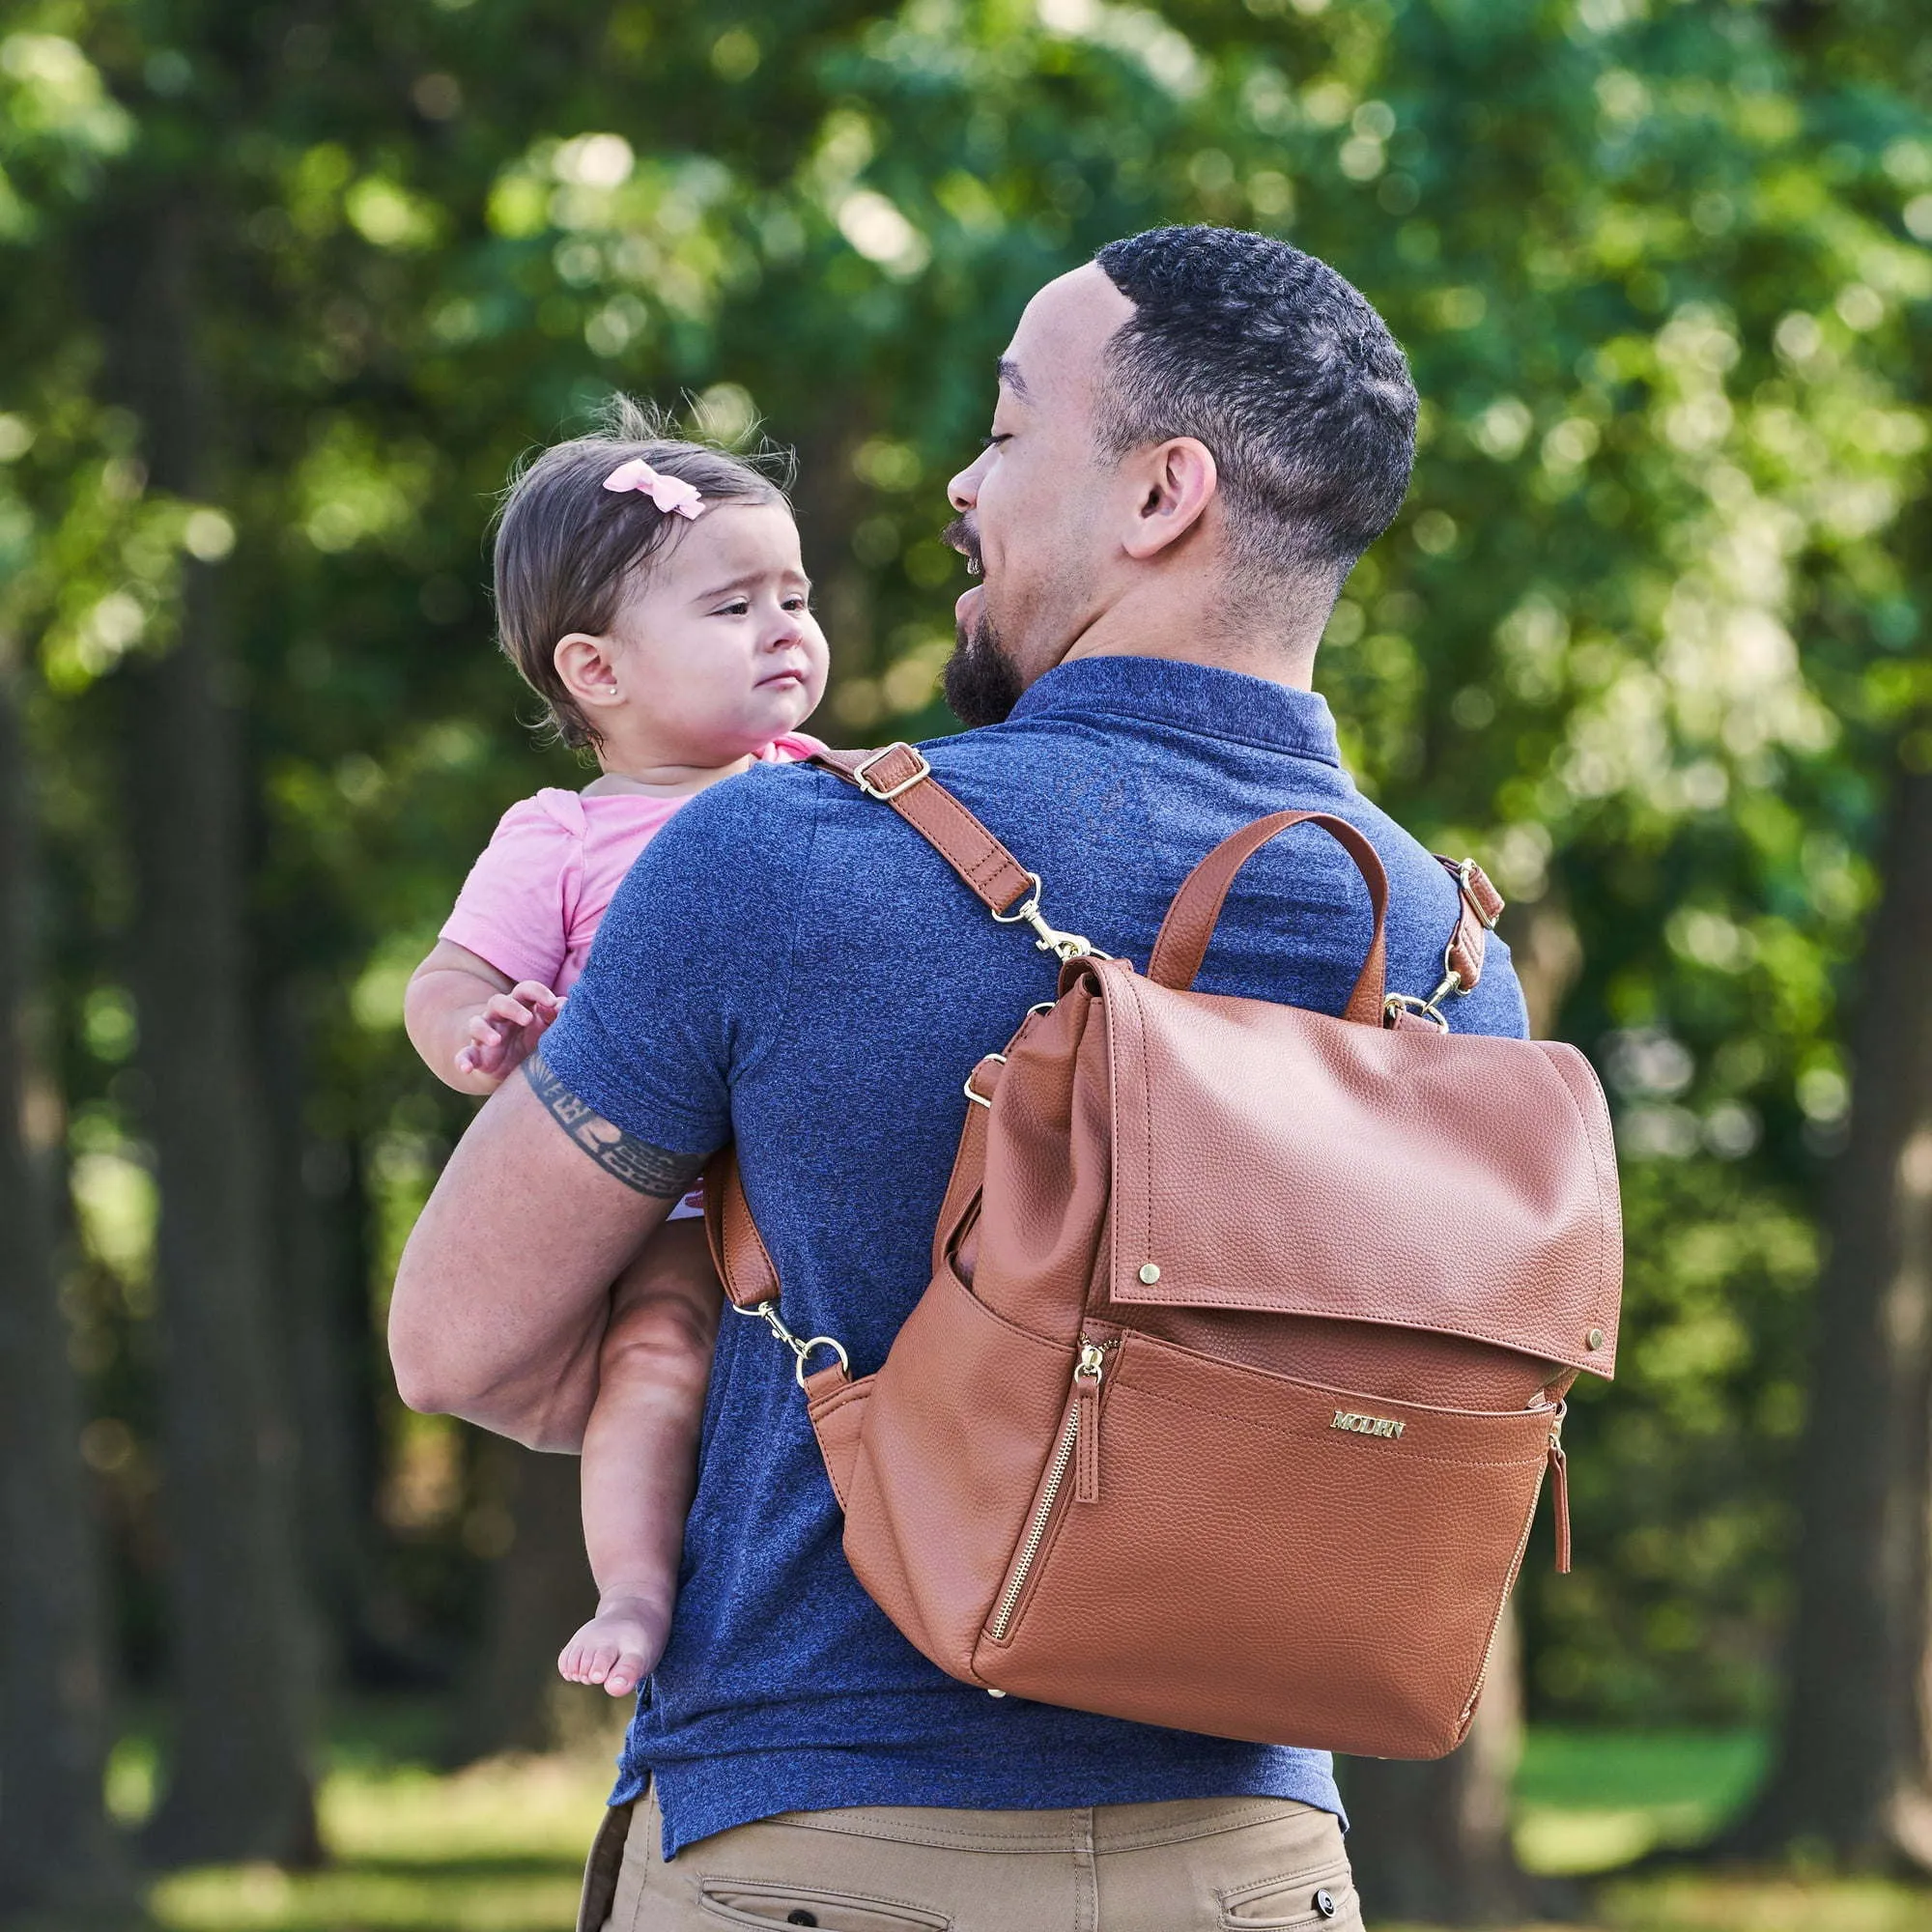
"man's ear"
1121,437,1219,561
554,632,626,717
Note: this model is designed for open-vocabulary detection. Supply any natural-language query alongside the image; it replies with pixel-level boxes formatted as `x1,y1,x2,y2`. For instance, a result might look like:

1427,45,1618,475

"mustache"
941,515,982,577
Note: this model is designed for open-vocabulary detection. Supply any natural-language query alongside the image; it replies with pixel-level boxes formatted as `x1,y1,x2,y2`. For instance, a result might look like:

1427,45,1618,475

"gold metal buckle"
853,743,932,802
733,1296,852,1389
1457,858,1501,930
989,871,1110,964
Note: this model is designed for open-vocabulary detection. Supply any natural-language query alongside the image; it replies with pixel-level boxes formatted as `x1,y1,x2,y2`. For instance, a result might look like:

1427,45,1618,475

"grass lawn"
1515,1727,1768,1874
113,1710,1932,1931
149,1755,604,1932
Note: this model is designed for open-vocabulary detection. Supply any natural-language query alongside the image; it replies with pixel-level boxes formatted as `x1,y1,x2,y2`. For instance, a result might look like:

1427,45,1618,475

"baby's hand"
454,981,564,1085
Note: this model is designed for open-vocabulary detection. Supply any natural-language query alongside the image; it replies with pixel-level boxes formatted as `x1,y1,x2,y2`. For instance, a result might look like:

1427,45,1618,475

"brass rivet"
1585,1327,1605,1351
1139,1263,1161,1285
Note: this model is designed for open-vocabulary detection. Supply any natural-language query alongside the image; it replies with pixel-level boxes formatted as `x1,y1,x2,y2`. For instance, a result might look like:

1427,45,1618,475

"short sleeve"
539,765,824,1157
439,793,583,990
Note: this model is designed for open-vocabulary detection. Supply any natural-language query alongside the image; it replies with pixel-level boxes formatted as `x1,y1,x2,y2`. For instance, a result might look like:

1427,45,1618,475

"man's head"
944,226,1417,725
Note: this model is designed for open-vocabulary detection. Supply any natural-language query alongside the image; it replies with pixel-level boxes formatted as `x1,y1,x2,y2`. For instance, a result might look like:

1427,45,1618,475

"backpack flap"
1094,810,1624,1378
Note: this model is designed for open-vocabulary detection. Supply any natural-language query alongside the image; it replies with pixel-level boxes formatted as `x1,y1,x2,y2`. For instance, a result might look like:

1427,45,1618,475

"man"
391,225,1528,1930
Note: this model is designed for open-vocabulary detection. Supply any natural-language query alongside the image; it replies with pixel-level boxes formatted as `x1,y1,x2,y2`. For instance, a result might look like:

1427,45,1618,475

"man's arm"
387,1050,705,1451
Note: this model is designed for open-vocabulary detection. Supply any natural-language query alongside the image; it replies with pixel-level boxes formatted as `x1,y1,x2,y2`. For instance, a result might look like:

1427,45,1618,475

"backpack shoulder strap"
811,745,1036,917
812,747,1509,1006
703,1146,781,1311
1432,855,1505,997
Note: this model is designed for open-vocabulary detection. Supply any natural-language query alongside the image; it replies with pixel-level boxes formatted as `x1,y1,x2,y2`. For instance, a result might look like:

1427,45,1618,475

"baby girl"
405,403,828,1697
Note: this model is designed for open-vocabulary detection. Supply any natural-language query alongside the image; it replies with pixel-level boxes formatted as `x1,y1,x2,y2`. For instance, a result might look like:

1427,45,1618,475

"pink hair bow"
602,457,706,520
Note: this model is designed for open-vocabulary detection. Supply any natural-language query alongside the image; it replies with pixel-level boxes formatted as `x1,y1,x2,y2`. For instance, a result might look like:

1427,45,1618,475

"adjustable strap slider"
1436,853,1503,930
852,742,932,801
1426,854,1507,1006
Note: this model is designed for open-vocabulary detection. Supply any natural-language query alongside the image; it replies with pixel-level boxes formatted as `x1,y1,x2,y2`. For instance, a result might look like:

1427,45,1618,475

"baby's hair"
493,396,792,750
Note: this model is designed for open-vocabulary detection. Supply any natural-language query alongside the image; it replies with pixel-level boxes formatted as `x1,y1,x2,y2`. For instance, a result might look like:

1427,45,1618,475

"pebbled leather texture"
804,1370,872,1511
968,1328,1554,1756
1097,963,1621,1375
713,775,1625,1761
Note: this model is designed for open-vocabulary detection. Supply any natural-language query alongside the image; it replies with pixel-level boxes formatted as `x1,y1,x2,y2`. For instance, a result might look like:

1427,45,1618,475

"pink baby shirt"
440,732,826,998
440,733,825,1220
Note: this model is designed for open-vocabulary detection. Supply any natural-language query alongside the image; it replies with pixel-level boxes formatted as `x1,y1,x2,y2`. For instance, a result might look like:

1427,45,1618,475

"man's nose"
948,450,987,513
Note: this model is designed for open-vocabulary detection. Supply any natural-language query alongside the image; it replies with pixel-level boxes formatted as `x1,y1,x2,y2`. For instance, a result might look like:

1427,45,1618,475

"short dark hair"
1093,226,1417,589
493,397,788,749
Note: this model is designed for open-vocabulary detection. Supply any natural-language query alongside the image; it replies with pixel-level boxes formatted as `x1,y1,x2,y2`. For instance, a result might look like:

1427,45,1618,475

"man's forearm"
388,1054,698,1439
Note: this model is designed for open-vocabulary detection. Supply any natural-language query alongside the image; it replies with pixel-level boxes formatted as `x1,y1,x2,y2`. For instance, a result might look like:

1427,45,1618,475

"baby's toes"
605,1654,644,1697
580,1641,622,1687
558,1634,609,1684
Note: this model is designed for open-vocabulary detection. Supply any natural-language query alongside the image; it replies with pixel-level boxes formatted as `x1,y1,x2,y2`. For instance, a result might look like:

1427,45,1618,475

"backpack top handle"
1147,810,1389,1025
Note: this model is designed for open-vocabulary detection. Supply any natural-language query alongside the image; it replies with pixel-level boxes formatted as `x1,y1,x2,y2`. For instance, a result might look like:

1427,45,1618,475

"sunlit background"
1,1,1928,1926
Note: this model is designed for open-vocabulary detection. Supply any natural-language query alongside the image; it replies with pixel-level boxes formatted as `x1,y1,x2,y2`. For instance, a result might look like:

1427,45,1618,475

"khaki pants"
579,1783,1361,1932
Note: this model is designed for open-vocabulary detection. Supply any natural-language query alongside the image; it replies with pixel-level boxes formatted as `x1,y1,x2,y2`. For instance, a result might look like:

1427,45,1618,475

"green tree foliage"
0,0,1925,1791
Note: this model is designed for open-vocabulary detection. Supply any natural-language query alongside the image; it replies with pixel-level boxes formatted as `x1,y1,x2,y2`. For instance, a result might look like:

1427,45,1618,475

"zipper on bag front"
1460,1402,1570,1729
988,1339,1110,1644
1547,1406,1571,1575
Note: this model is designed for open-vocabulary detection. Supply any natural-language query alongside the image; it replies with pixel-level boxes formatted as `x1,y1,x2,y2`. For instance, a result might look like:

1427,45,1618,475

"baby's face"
607,502,829,763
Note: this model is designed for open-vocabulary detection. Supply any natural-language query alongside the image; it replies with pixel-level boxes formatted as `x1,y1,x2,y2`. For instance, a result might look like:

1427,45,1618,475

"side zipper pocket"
987,1339,1109,1643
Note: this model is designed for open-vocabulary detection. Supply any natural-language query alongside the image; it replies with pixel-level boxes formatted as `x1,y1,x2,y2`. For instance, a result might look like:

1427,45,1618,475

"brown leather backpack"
708,743,1623,1759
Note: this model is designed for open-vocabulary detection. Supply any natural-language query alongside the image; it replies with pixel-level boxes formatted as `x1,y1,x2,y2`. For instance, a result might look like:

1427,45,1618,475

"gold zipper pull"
1548,1424,1571,1575
1074,1341,1106,1505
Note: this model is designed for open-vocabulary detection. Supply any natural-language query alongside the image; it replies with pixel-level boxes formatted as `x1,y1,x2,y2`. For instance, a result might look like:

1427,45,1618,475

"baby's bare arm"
566,1218,722,1690
406,940,512,1093
406,940,560,1097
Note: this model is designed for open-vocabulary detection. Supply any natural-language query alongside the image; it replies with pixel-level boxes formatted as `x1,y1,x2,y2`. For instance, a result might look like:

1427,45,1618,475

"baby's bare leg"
557,1218,721,1697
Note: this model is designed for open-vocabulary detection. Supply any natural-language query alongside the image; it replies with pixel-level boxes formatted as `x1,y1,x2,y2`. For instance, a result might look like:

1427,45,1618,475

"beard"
943,602,1024,728
940,513,1024,727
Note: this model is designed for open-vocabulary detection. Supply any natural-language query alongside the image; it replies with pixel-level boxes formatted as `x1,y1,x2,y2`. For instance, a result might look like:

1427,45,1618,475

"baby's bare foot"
558,1599,666,1698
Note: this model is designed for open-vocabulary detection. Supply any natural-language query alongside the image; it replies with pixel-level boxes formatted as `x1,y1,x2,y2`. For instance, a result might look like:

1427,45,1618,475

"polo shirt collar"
1008,655,1342,767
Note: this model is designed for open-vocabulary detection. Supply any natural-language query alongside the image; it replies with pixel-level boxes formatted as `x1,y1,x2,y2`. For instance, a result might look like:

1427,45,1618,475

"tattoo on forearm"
524,1053,705,1199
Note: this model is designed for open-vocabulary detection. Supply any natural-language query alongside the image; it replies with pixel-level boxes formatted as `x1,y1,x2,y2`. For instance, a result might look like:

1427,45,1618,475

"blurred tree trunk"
1729,750,1932,1868
1344,1612,1534,1924
262,981,382,1686
791,422,872,726
0,643,138,1923
85,196,322,1869
444,1437,598,1764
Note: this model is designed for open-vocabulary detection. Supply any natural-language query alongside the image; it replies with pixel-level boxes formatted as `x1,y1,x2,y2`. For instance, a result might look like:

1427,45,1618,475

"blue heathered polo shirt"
541,655,1529,1858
